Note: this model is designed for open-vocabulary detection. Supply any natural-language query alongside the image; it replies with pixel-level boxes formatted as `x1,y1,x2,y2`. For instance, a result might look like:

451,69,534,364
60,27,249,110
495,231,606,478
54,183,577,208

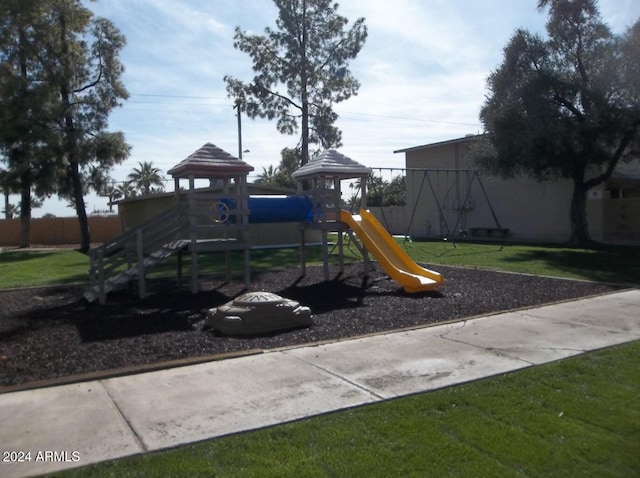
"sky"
16,0,640,217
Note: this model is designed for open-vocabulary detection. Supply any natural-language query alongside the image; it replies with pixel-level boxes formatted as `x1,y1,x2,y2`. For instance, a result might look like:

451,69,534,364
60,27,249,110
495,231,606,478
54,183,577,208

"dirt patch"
0,264,620,388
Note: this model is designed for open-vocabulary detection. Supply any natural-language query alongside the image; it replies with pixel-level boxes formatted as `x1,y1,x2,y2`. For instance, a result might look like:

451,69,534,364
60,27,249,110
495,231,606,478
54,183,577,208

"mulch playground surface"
0,264,620,388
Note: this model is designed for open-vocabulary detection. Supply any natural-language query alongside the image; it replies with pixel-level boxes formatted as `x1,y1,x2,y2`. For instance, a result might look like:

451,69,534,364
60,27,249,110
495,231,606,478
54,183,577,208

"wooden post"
174,177,180,202
360,173,367,209
137,228,146,299
126,241,133,270
177,249,183,287
89,251,96,287
322,229,329,281
334,176,344,274
240,175,250,288
338,226,344,274
189,175,198,294
299,227,306,276
98,249,106,305
243,248,250,288
320,176,330,280
360,173,370,276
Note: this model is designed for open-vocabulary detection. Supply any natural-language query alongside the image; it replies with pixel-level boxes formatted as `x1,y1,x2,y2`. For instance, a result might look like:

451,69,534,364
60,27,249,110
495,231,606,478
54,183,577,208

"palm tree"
116,180,137,199
88,165,110,196
128,161,164,195
254,165,279,186
0,168,18,219
102,184,122,212
2,202,19,219
0,168,43,219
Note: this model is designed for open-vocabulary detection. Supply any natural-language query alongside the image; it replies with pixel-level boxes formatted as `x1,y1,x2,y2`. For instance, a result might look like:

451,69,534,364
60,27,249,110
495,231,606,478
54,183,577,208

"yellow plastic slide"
340,209,443,293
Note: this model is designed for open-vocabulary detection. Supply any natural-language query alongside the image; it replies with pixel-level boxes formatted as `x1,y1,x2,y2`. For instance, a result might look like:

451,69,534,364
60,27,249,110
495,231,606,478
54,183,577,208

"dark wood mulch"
0,264,621,387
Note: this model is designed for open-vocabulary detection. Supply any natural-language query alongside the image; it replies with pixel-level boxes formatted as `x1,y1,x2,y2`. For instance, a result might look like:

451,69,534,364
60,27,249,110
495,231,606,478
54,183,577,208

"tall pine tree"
45,1,130,252
0,0,57,247
224,0,367,168
0,0,130,251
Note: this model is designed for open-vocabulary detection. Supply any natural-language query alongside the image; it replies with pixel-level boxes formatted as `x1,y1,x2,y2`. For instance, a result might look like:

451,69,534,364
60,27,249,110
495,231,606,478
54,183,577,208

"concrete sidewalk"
1,289,639,478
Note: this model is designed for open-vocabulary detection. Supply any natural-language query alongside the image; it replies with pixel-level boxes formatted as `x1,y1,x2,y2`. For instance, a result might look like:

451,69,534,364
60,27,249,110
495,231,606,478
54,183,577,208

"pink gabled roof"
168,143,254,178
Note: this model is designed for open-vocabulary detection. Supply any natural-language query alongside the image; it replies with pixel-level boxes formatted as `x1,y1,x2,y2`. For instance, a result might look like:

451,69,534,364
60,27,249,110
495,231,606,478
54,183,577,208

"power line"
338,110,482,127
124,93,482,127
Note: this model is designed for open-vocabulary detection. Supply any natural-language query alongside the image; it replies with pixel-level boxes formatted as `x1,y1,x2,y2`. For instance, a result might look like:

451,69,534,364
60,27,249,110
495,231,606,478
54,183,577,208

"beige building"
389,135,640,244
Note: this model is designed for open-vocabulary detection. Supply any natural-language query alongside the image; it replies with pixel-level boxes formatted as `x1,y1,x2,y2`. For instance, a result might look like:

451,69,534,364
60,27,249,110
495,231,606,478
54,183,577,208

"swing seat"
470,227,510,238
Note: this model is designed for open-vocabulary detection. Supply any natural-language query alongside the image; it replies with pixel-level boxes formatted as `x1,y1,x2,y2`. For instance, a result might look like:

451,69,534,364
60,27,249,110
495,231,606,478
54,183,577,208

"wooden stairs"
83,240,190,303
85,203,189,304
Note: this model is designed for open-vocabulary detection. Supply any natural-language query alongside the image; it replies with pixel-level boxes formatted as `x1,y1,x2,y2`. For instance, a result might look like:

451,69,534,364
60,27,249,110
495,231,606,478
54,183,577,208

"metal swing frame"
376,167,507,248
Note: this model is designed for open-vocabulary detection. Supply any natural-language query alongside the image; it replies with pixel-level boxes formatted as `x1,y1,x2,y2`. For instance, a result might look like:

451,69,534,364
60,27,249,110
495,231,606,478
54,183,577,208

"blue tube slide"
220,196,314,223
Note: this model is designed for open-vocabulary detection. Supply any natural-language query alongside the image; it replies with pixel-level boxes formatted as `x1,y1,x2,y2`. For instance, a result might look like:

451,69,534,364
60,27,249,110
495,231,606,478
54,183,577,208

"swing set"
353,167,507,250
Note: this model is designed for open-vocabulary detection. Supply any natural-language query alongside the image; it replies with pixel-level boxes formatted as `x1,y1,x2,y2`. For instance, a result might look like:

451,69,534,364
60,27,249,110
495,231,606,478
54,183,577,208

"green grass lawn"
50,340,640,478
403,240,640,285
0,249,91,289
0,246,334,289
1,239,639,289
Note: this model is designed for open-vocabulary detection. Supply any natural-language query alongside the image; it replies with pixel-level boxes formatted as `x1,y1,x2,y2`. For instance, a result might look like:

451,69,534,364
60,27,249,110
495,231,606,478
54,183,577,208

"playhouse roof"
168,143,254,178
292,149,371,180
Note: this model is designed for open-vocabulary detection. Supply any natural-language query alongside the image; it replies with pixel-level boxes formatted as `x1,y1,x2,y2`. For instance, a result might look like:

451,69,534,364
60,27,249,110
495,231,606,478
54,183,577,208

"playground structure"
86,144,443,304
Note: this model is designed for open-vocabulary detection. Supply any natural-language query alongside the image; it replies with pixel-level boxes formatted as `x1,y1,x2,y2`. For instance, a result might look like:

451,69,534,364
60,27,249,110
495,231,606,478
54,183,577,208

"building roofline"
393,133,488,154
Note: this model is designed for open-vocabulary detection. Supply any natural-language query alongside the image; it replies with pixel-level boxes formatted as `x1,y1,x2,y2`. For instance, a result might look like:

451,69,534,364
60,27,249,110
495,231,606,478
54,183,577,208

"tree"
2,203,19,219
384,175,406,206
0,196,42,219
224,0,367,169
274,147,301,188
0,168,18,219
47,2,130,252
347,173,406,208
128,161,165,195
101,183,122,212
478,0,640,246
253,148,299,189
0,0,58,246
0,0,130,252
366,173,386,207
116,180,137,199
255,165,279,186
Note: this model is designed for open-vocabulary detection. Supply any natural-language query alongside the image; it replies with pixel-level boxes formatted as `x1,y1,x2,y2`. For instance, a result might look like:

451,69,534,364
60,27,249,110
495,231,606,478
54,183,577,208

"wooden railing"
87,202,189,303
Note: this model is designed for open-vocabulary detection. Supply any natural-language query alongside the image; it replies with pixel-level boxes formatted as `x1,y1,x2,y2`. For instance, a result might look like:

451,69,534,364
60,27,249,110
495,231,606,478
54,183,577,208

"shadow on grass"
403,239,506,259
501,246,640,285
0,251,60,262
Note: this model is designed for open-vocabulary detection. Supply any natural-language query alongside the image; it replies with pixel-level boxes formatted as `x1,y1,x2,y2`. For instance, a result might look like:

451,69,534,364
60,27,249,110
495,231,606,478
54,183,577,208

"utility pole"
234,100,243,159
